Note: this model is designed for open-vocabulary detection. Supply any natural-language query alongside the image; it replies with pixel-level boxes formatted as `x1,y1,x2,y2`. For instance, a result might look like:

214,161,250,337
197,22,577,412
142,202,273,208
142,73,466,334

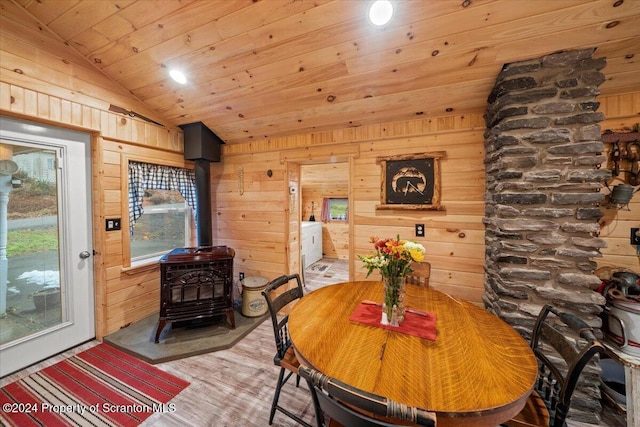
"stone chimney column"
483,48,609,424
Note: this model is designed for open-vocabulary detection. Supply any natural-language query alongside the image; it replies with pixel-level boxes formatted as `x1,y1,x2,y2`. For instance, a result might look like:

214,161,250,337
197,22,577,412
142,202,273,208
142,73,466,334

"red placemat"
349,302,436,341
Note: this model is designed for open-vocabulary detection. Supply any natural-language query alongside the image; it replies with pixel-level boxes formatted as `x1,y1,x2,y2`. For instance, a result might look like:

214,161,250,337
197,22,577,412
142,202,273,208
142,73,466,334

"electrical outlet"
239,272,245,281
415,224,425,237
631,228,640,245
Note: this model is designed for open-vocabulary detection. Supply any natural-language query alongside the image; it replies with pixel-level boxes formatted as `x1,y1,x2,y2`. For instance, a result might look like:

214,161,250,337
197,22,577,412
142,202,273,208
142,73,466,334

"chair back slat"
299,366,436,427
529,304,604,427
405,262,431,287
262,274,305,362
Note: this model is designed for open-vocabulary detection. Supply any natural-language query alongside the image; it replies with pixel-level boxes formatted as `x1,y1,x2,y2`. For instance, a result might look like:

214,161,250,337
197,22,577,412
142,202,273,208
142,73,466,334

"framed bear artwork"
376,152,446,211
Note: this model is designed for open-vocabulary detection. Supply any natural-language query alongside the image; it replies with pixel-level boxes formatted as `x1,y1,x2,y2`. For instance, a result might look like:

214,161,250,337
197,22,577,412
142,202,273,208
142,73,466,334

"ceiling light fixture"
368,0,394,27
169,69,187,84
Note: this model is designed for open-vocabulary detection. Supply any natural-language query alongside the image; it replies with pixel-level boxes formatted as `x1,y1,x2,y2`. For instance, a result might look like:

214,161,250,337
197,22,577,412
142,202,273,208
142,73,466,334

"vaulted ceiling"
11,0,640,145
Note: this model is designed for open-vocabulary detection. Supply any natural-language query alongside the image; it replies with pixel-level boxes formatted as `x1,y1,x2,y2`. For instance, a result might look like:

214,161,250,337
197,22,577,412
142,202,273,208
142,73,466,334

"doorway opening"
299,162,350,288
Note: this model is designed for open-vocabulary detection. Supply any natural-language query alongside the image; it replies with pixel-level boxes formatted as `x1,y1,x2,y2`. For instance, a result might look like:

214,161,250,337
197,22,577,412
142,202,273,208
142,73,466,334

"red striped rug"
0,343,189,426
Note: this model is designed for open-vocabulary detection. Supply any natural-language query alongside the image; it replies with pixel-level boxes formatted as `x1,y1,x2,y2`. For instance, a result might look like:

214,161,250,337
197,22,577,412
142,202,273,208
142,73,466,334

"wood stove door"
160,259,233,321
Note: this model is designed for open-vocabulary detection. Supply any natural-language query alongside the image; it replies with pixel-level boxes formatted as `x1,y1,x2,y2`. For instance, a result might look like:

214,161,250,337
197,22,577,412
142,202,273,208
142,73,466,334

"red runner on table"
349,302,437,341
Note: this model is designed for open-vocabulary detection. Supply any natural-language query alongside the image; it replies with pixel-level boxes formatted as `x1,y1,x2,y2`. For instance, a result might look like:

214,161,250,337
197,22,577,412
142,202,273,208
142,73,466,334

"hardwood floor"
0,258,626,426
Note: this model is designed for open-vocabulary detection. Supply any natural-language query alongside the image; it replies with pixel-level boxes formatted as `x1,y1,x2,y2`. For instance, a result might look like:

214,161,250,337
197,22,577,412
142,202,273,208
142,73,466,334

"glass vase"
382,275,406,326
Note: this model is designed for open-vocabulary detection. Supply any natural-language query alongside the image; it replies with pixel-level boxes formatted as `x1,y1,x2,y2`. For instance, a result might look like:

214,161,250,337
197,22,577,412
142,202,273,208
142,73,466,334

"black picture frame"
376,152,445,211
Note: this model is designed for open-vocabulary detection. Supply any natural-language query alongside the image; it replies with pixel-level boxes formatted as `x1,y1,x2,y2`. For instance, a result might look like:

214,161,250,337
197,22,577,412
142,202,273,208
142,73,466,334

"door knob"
79,250,91,259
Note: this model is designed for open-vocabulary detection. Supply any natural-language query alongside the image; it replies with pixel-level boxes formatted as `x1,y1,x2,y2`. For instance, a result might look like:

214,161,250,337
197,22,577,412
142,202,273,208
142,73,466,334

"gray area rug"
104,309,267,364
309,261,331,273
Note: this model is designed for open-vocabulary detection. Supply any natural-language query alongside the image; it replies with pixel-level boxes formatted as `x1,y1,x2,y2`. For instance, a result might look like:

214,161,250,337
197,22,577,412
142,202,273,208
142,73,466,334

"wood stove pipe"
193,159,212,247
179,122,225,247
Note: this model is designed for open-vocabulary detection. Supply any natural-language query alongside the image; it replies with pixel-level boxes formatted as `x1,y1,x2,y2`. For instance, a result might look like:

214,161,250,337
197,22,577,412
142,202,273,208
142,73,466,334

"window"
130,190,191,262
322,198,348,221
128,161,197,264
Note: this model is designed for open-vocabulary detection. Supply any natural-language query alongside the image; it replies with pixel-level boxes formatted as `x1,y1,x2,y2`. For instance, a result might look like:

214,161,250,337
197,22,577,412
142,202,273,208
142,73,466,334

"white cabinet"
301,221,322,268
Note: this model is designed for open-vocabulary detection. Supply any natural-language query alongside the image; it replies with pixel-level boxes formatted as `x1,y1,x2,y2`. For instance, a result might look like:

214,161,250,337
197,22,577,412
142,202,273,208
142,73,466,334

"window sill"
121,261,160,275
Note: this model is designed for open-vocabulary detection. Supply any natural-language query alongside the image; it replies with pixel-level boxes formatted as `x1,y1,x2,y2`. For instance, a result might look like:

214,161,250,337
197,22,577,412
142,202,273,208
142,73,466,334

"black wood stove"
155,122,232,343
155,245,235,343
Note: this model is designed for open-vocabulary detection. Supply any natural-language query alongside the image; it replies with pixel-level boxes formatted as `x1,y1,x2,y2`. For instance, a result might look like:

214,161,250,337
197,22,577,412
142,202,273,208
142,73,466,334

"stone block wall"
483,48,609,424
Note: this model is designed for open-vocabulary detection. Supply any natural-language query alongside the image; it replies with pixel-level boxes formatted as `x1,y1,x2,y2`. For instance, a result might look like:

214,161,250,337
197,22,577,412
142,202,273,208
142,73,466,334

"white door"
0,117,94,377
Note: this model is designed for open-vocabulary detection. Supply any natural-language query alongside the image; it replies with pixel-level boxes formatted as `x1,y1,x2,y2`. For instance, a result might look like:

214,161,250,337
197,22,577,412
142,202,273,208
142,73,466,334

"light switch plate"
106,218,121,231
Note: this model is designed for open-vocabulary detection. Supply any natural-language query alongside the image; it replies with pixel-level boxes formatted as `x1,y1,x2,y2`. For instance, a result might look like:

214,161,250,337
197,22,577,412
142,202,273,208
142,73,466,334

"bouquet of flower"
358,236,426,326
358,236,426,278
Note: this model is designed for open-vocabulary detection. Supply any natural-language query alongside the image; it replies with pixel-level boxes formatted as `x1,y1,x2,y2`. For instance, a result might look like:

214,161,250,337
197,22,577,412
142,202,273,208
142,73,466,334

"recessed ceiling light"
169,69,187,84
368,0,394,27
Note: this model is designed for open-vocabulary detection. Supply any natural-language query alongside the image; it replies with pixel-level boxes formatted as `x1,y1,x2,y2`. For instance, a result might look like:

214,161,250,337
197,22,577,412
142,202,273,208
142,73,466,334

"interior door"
0,117,94,377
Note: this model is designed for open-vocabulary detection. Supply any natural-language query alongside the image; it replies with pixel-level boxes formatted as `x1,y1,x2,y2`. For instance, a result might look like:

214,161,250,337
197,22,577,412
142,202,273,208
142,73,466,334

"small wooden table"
288,281,538,427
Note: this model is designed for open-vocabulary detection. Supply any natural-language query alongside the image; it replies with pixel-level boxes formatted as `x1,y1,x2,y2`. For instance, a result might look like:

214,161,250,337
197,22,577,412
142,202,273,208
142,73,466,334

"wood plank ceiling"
11,0,640,145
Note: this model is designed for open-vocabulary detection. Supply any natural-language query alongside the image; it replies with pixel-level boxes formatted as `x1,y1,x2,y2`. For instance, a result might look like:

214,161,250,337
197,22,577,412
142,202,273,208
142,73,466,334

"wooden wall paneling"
280,143,360,164
215,238,286,280
0,42,152,121
104,286,159,332
597,102,640,273
104,265,121,283
107,276,160,308
92,135,107,339
8,84,24,114
348,156,355,280
22,88,37,117
38,93,50,119
103,202,121,217
0,31,126,98
430,275,485,303
323,224,349,259
0,82,11,110
600,92,640,121
287,162,301,278
212,151,289,282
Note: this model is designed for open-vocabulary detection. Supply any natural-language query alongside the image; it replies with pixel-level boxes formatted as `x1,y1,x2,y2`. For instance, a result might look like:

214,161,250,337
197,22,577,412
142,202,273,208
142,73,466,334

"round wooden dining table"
288,281,538,427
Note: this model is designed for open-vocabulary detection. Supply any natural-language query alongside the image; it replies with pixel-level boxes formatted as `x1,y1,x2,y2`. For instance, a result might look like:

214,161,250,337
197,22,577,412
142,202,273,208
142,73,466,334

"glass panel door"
0,116,94,377
0,144,62,345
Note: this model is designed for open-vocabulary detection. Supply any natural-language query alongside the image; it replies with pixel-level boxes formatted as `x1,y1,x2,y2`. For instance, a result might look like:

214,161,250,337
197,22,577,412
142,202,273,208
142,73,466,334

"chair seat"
279,345,300,373
503,390,550,427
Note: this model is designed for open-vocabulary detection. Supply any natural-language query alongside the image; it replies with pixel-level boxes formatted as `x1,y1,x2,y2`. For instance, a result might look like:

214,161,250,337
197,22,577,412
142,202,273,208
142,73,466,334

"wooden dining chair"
299,365,437,427
503,304,605,427
262,274,312,427
405,261,431,287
